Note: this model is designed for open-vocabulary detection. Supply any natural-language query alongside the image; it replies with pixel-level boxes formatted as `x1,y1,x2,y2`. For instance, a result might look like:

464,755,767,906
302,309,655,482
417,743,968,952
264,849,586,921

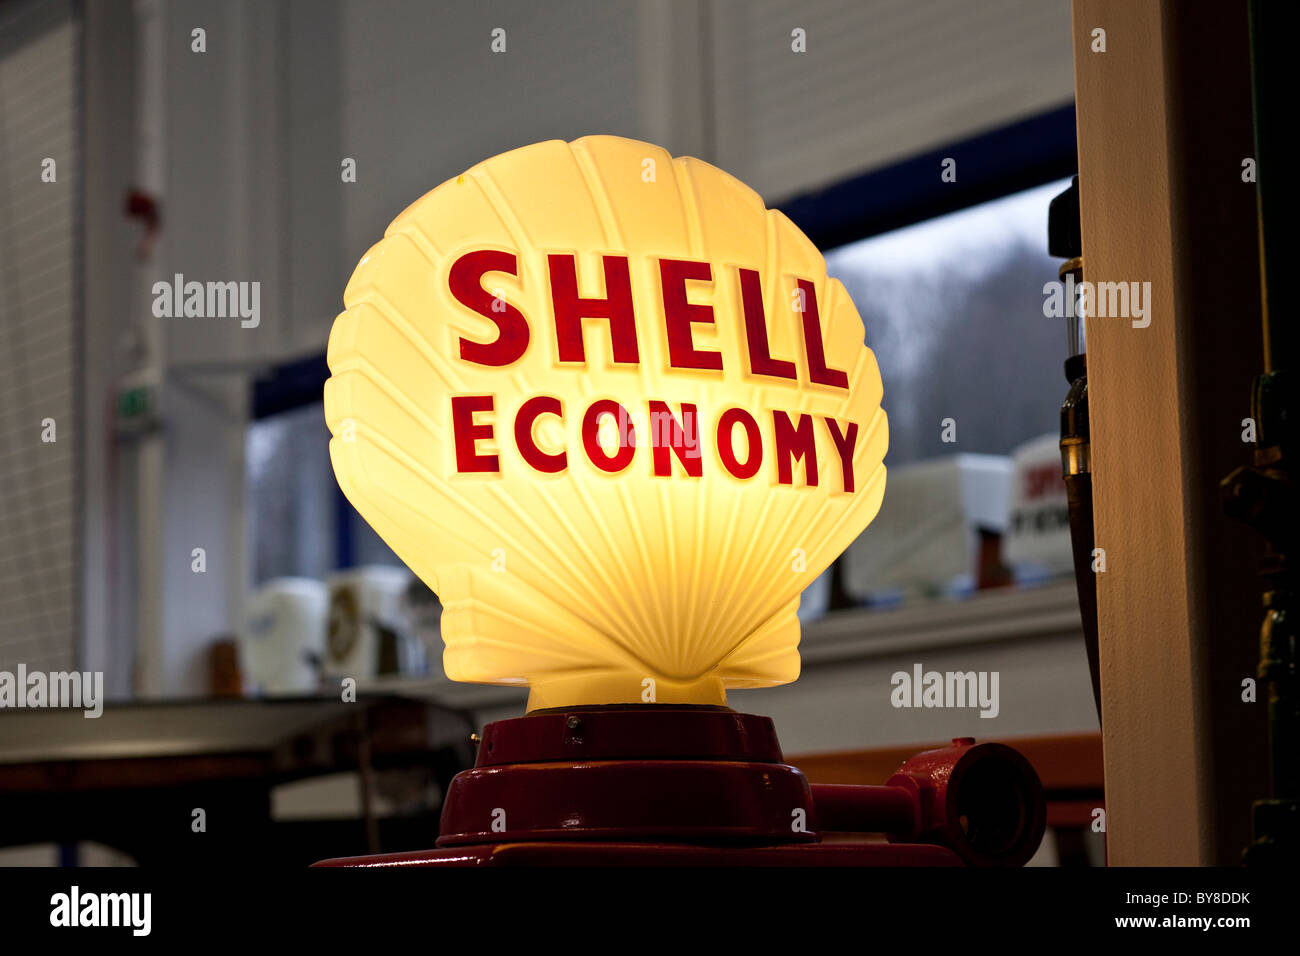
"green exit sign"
118,385,152,419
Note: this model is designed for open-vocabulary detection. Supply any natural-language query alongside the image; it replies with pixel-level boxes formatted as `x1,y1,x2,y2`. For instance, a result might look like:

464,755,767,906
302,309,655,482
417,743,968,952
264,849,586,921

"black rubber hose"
1065,472,1101,719
1062,354,1100,721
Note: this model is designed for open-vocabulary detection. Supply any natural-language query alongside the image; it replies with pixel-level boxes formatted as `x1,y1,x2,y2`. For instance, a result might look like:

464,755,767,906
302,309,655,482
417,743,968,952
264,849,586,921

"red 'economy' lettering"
451,394,500,472
582,399,636,473
648,401,702,478
716,408,762,479
823,417,858,492
449,395,860,492
514,395,566,473
773,410,818,487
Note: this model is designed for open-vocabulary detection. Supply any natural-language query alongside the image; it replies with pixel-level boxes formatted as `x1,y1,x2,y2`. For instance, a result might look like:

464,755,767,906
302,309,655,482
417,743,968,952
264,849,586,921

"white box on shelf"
324,566,413,681
1004,432,1074,579
241,577,328,694
843,453,1012,601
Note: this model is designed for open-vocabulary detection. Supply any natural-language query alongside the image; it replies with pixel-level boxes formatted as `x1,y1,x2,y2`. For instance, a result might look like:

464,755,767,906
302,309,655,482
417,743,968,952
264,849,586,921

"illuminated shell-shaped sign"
325,136,887,710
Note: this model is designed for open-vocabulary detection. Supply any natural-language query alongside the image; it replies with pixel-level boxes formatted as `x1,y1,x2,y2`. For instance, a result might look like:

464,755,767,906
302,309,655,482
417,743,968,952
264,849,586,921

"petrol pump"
315,136,1045,867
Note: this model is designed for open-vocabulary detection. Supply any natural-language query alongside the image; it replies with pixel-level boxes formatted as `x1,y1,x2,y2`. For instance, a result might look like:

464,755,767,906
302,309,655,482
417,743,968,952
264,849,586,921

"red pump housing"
315,706,1046,867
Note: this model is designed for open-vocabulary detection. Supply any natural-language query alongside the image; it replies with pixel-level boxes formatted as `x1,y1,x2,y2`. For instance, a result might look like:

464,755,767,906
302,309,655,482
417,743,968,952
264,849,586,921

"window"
825,178,1071,467
245,402,401,587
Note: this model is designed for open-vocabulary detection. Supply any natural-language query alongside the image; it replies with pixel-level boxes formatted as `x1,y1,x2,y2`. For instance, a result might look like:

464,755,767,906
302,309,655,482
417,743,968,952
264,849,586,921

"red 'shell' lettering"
447,250,847,387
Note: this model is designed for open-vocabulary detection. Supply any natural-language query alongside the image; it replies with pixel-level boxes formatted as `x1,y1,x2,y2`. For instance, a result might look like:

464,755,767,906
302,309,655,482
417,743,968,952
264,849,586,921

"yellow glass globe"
324,135,887,711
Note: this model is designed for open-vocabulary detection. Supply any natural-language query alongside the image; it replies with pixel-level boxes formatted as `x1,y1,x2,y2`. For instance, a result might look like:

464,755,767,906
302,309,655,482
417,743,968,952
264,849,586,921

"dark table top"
0,693,477,792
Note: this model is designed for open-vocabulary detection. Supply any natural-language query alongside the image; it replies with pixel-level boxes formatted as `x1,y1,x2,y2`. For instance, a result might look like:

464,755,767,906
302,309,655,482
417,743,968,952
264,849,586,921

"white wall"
0,0,80,677
710,0,1074,199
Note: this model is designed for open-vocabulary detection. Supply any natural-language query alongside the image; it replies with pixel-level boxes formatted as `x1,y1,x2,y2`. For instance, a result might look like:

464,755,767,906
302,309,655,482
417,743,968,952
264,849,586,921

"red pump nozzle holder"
315,708,1046,867
812,737,1047,867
